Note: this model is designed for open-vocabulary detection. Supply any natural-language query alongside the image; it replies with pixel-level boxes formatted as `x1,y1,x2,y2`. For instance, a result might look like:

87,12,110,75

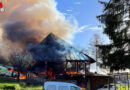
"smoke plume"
0,0,76,59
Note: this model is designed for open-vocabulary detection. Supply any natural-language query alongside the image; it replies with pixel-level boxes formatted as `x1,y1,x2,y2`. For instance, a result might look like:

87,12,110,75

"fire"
20,75,26,80
66,72,78,75
8,68,13,72
40,72,46,75
14,70,18,73
32,74,38,78
14,74,26,80
79,86,86,90
48,68,55,79
8,68,26,80
66,72,85,75
40,68,56,79
8,68,19,73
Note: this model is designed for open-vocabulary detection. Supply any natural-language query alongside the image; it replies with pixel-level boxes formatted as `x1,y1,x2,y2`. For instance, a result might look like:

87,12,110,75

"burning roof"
30,33,95,63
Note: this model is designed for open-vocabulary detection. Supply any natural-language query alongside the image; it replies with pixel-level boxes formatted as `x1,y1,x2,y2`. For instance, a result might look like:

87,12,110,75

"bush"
19,82,26,87
3,86,15,90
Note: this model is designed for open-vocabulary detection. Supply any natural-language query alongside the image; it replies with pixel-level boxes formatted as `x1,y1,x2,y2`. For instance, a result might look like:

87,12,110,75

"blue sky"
56,0,110,48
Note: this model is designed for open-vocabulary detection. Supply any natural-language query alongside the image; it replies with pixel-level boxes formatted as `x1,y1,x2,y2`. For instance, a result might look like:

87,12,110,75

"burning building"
0,0,95,88
5,33,95,89
29,33,95,75
25,33,95,88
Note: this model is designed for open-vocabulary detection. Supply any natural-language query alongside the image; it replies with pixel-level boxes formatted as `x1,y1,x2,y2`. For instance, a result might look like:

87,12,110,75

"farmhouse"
27,33,95,88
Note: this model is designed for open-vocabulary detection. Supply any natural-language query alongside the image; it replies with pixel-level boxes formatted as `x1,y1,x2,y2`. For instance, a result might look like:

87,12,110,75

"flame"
32,74,38,78
66,72,78,75
8,68,26,80
14,74,26,80
66,72,85,75
79,86,86,90
40,72,46,75
8,68,13,72
48,68,55,79
8,68,18,73
20,75,26,80
14,70,18,73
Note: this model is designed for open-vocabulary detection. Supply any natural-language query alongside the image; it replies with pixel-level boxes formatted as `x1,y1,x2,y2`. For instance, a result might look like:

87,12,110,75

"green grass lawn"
0,83,43,90
0,77,43,90
1,77,130,90
0,77,87,90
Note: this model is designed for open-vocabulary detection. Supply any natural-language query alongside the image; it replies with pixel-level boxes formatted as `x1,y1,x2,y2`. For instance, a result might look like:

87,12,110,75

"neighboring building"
86,72,113,90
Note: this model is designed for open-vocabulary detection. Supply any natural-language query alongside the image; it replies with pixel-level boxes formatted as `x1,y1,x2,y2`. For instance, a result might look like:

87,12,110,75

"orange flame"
33,74,38,78
66,72,85,75
8,68,13,72
14,71,18,73
20,75,26,80
40,72,46,75
8,68,19,73
79,86,86,90
14,74,26,80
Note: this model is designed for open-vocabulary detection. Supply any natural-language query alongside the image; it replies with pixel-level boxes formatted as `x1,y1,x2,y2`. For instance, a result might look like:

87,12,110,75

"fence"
107,73,130,90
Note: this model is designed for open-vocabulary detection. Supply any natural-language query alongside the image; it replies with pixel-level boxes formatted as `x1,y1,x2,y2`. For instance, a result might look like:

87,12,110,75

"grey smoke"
4,22,38,44
0,0,77,59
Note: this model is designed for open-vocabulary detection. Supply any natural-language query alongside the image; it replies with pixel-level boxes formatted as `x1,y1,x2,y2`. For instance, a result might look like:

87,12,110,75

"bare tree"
9,51,35,82
88,33,103,73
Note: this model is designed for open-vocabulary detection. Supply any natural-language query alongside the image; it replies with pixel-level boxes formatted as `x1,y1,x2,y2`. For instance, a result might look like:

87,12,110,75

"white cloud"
76,25,102,33
76,25,89,32
89,26,102,30
66,9,72,12
74,2,81,5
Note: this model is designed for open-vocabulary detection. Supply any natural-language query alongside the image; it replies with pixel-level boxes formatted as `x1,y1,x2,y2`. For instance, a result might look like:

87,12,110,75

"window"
111,85,116,88
103,85,108,88
110,85,114,88
58,86,69,90
70,86,80,90
47,85,56,90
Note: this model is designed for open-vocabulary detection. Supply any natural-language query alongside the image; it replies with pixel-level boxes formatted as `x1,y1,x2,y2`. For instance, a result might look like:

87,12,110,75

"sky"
55,0,110,73
56,0,110,48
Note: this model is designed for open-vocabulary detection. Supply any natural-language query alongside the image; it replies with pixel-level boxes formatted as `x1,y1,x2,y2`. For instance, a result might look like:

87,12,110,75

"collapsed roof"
30,33,95,63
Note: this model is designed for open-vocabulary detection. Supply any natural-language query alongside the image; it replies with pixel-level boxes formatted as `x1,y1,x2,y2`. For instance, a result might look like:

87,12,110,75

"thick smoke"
4,22,38,43
0,0,76,59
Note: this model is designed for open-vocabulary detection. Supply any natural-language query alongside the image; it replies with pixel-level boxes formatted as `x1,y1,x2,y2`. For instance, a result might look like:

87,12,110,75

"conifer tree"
97,0,130,71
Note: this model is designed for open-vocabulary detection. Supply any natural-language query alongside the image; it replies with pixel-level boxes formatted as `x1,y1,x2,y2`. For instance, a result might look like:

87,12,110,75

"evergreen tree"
97,0,130,71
